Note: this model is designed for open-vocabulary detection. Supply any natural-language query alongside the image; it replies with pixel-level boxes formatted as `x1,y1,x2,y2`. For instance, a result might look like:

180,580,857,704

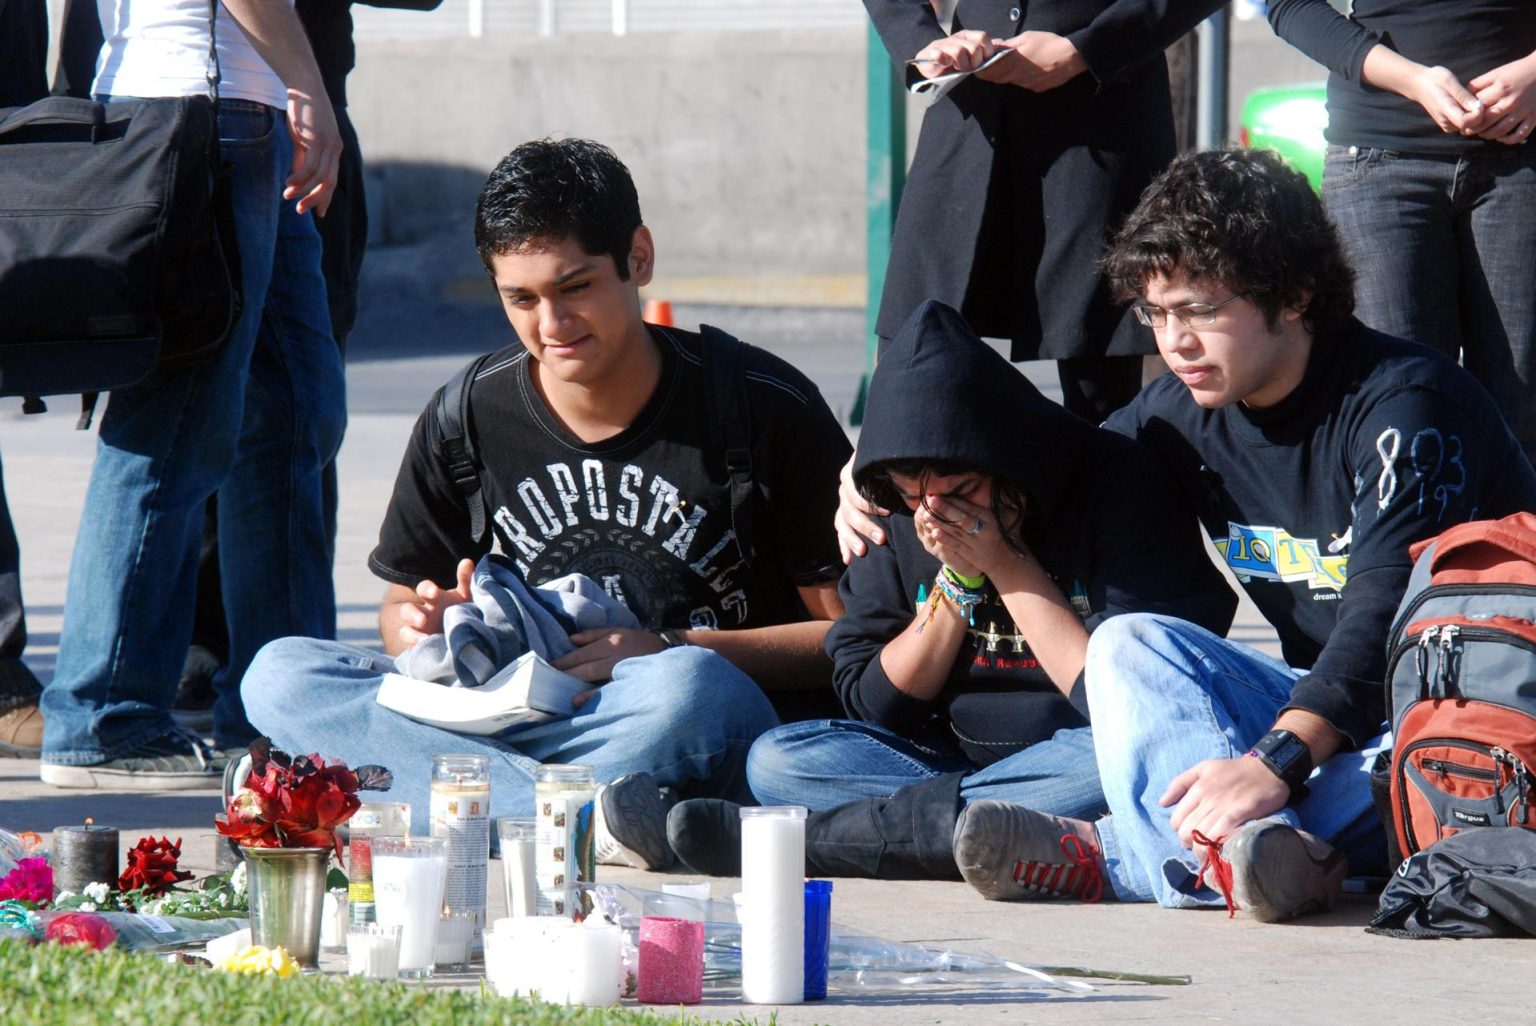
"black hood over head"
854,300,1104,521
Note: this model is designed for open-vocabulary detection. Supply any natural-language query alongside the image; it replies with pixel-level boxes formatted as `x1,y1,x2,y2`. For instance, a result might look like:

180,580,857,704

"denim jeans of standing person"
240,639,780,823
41,100,345,766
1321,143,1536,462
0,451,41,706
1084,614,1388,907
746,718,1105,821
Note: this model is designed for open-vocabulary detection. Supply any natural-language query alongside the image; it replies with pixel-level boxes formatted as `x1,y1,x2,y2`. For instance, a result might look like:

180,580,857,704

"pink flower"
0,857,53,905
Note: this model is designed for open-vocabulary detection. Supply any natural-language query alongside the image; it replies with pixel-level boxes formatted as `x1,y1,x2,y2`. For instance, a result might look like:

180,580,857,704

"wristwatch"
1247,729,1314,804
655,628,687,649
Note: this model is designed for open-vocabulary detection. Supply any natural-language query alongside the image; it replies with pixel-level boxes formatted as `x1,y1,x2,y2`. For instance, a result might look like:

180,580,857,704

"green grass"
0,939,762,1025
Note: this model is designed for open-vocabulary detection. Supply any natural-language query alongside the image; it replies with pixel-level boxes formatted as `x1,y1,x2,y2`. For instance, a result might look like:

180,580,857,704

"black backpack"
430,324,759,562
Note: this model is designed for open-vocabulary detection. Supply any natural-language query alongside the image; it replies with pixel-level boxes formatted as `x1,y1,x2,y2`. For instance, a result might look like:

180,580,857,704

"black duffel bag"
0,92,240,404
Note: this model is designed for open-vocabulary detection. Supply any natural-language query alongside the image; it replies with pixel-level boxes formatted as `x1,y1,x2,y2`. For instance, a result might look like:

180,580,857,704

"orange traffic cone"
643,298,674,326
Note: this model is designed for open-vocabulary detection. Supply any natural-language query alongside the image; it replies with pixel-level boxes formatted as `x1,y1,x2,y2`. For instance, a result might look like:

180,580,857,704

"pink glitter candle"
637,915,704,1004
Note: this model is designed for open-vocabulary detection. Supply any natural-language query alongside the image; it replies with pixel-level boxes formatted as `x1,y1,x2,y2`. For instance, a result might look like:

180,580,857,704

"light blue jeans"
241,639,781,826
1085,614,1388,907
42,102,345,761
747,718,1105,820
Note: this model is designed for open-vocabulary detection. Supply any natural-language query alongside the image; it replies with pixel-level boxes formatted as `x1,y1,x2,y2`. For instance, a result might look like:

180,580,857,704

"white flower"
54,889,76,903
230,862,246,896
78,901,98,912
83,882,111,903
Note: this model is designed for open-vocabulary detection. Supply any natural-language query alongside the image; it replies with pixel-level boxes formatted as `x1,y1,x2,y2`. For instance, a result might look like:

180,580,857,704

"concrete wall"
348,30,868,278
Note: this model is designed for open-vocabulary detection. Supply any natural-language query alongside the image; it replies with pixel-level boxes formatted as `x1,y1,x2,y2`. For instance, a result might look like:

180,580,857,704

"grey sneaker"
40,729,224,790
953,800,1105,902
1217,818,1347,923
593,772,674,871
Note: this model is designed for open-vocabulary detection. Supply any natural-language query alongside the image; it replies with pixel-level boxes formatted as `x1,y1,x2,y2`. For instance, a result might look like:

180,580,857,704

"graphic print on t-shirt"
488,458,752,631
1213,521,1348,592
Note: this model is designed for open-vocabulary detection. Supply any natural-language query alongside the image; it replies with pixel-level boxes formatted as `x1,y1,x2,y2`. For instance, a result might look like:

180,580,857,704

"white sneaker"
592,772,674,871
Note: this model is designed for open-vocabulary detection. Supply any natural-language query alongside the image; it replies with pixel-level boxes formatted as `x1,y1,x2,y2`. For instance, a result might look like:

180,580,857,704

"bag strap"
698,324,756,564
431,352,496,544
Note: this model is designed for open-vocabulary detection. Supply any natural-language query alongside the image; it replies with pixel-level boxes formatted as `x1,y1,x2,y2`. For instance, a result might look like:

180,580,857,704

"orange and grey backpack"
1385,512,1536,858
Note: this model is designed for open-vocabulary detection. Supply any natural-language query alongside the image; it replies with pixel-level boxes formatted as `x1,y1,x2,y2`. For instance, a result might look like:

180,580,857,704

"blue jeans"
1085,614,1388,907
0,449,39,705
241,639,781,825
42,101,345,761
1322,143,1536,461
747,718,1105,820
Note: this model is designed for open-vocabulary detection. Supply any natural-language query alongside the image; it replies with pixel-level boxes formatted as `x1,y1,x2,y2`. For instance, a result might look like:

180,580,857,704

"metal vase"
244,846,331,968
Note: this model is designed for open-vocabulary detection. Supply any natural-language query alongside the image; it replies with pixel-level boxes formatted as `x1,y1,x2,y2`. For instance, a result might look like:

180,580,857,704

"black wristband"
655,628,687,649
1247,729,1314,804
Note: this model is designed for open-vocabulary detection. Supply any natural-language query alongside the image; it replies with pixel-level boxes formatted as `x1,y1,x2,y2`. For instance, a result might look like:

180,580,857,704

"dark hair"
1104,149,1354,335
860,459,1031,562
474,138,643,279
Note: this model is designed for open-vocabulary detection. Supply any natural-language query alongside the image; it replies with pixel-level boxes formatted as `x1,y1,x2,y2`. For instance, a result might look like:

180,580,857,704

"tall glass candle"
534,764,595,918
371,836,448,978
496,817,538,918
739,806,806,1005
347,801,410,927
431,753,491,932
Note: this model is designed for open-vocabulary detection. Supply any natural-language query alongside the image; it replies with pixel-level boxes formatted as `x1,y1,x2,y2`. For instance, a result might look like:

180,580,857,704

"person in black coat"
867,0,1224,423
664,299,1235,881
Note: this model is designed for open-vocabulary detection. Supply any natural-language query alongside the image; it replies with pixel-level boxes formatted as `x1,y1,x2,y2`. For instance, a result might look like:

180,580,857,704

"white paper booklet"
376,650,589,736
908,49,1012,103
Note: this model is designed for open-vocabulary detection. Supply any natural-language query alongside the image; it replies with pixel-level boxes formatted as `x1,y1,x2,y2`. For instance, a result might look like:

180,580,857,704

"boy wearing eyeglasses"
843,148,1536,921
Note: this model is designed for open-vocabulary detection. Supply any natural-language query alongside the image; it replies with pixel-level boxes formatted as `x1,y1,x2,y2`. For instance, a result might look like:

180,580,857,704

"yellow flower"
219,944,300,978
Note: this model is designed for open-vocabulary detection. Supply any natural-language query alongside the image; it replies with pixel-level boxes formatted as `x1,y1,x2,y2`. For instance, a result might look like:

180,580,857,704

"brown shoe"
0,700,43,758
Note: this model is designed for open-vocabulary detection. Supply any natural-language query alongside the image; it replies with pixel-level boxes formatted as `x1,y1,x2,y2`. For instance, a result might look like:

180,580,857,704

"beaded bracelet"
934,568,986,626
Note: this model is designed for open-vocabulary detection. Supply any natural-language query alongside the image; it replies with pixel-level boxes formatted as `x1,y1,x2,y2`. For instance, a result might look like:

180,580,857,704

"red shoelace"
1010,833,1104,903
1192,830,1238,917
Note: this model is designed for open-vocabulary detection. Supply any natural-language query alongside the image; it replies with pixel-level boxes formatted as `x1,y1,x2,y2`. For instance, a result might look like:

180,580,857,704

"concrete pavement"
1,260,1526,1024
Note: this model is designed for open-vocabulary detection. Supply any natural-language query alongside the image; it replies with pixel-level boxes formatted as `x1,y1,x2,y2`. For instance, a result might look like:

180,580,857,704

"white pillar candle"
739,806,806,1005
564,918,623,1007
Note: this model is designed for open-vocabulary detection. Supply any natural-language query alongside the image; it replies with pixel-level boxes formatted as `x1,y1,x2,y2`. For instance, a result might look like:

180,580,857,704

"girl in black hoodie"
667,300,1235,881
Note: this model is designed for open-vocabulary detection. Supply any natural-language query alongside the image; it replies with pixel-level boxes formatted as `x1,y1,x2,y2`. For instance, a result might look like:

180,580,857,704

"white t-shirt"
93,0,289,108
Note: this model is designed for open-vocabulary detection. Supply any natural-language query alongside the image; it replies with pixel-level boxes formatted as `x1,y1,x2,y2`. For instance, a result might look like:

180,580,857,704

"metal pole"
612,0,628,36
853,21,905,427
1195,4,1231,149
468,0,484,39
538,0,556,37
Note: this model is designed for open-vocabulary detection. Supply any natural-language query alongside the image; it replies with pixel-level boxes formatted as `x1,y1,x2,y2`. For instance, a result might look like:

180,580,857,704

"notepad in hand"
375,650,589,736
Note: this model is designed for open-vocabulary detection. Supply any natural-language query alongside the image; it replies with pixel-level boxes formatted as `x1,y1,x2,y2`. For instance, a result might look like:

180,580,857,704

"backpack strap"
698,324,756,564
430,351,496,544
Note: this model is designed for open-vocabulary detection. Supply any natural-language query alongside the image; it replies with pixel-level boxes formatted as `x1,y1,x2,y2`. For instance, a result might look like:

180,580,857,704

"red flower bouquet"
0,857,52,905
118,836,193,896
44,911,117,950
215,738,391,859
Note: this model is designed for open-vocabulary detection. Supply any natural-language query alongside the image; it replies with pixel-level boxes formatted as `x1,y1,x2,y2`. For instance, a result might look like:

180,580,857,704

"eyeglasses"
1132,292,1249,328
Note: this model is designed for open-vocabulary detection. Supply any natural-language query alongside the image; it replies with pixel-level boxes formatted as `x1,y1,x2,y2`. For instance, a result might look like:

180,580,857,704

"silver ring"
967,516,983,536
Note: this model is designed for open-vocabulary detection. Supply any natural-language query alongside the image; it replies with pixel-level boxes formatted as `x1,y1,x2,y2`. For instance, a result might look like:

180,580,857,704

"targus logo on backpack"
1452,809,1492,826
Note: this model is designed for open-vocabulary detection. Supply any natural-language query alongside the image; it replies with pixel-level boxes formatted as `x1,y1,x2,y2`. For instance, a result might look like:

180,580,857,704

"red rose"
45,912,117,950
118,836,194,896
217,739,389,858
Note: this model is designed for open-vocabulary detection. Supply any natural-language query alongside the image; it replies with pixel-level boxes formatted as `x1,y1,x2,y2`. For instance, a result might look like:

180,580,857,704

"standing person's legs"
1456,146,1536,464
0,450,43,757
745,719,969,809
40,101,286,783
1321,147,1461,353
213,190,346,749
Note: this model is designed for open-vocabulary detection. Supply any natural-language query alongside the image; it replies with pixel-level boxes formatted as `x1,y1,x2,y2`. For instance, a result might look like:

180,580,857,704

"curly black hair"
474,138,643,279
859,458,1032,562
1104,149,1355,335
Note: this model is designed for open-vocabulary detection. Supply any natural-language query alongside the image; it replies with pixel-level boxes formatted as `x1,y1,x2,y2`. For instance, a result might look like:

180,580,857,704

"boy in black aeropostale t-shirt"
241,139,851,870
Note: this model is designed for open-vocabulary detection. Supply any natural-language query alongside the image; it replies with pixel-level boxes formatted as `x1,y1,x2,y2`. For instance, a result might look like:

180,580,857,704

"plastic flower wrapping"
216,737,392,859
43,911,118,951
570,882,1100,999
